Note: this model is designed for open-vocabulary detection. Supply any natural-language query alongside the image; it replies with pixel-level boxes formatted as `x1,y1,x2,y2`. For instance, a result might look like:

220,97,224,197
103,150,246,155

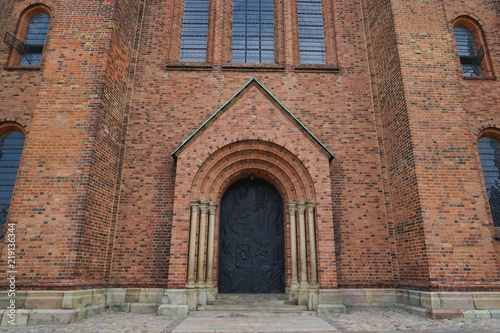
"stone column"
205,203,218,288
288,204,299,289
186,200,200,288
297,202,309,288
306,201,318,287
196,202,209,287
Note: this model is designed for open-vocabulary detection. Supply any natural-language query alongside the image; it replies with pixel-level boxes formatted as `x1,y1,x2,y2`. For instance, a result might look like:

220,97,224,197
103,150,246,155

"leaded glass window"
297,0,326,64
478,137,500,227
0,132,25,225
180,0,210,62
454,26,481,77
232,0,275,63
20,13,50,66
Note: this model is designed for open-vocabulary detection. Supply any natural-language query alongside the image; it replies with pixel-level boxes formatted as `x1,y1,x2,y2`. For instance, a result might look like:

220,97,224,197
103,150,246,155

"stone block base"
158,304,189,317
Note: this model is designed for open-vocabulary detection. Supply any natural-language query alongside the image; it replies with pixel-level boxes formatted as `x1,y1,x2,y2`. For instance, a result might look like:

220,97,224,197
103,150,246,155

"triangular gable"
171,78,335,160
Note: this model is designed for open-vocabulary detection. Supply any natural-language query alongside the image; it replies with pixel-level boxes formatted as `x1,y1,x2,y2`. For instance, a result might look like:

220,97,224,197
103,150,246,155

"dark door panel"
218,178,285,293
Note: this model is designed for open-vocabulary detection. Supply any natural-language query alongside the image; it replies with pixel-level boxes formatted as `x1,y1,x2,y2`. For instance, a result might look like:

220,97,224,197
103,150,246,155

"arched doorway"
218,177,285,293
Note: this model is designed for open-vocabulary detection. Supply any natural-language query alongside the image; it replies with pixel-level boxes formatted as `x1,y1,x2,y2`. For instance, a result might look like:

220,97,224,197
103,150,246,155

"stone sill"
294,64,340,73
165,62,212,71
3,65,41,71
463,75,496,81
222,63,285,72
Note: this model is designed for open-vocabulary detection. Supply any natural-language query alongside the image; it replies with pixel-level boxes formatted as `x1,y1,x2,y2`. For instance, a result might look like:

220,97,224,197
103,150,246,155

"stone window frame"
166,0,338,70
452,15,495,80
0,122,27,238
477,127,500,240
6,3,53,70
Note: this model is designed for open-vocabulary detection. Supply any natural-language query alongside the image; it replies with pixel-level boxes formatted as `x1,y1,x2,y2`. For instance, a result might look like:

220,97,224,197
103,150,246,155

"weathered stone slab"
439,292,474,310
1,309,30,326
61,290,93,309
0,291,27,309
28,309,76,325
462,310,491,319
317,304,347,315
75,307,87,322
409,290,421,307
364,289,396,303
138,288,164,303
166,289,187,305
490,309,500,319
158,304,188,317
420,292,441,309
107,289,127,303
86,305,101,318
125,288,140,303
109,303,130,312
396,289,409,305
472,292,500,310
341,289,365,304
93,289,106,305
319,290,343,304
131,303,158,314
24,291,63,309
425,309,463,319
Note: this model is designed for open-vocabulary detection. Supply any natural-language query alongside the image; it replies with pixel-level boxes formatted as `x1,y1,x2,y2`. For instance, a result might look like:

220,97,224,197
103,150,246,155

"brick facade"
0,0,499,300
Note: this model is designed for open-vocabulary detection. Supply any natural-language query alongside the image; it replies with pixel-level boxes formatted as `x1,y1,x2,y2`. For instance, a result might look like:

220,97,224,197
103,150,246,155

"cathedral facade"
0,0,500,325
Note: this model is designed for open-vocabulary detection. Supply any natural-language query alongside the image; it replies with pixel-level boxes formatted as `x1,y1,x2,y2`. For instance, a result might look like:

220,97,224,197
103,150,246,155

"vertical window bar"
0,132,25,225
297,0,326,64
180,0,210,62
232,0,275,63
478,137,500,228
453,26,481,77
20,13,50,66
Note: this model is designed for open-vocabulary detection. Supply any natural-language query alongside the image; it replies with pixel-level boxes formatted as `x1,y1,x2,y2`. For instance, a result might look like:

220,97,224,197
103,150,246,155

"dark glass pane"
180,0,210,62
297,0,326,64
453,26,481,77
20,13,50,66
478,137,500,227
0,132,25,225
231,0,275,63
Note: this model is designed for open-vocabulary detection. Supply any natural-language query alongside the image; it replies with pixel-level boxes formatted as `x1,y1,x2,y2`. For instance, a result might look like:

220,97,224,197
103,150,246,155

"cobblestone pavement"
0,309,499,332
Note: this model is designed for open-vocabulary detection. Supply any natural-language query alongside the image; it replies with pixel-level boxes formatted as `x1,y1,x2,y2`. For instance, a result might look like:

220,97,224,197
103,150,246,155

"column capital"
190,199,201,210
297,202,307,213
199,201,209,213
287,203,297,213
208,203,218,214
305,201,316,209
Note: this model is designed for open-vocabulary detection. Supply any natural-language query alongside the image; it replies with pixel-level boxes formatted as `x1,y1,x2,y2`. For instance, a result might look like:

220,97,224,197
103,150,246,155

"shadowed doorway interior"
218,177,285,293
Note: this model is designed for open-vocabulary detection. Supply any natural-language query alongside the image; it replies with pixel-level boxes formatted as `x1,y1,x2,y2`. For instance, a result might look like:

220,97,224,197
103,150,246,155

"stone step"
197,304,308,311
190,310,317,317
215,293,288,301
208,299,297,306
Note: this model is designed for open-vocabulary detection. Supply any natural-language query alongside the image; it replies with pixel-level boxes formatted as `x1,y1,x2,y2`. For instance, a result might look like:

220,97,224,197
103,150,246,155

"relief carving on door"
218,178,285,293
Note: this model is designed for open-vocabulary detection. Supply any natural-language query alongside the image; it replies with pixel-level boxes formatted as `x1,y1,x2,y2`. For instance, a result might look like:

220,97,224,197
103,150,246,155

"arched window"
0,132,25,225
297,0,326,64
478,137,500,227
19,12,51,66
232,0,275,63
180,0,210,62
453,25,481,77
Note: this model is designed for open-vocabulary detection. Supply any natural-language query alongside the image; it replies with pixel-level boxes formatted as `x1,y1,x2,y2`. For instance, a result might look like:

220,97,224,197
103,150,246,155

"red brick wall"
0,0,128,289
1,0,498,291
391,0,499,289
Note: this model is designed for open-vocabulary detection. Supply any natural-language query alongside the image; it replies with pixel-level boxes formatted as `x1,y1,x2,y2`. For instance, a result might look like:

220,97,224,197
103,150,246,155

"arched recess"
452,15,494,78
191,140,316,203
183,139,323,296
